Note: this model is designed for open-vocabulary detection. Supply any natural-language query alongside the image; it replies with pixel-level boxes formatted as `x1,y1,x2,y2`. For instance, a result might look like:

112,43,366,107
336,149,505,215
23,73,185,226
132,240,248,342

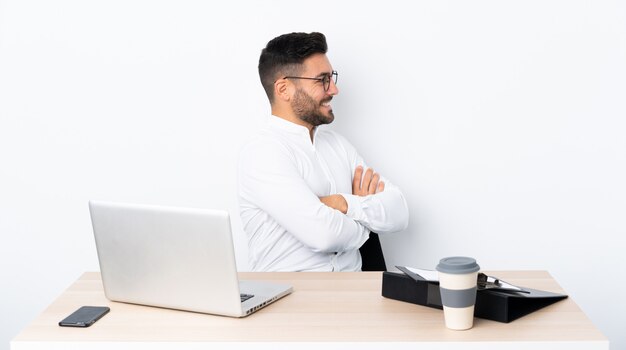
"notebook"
89,200,292,317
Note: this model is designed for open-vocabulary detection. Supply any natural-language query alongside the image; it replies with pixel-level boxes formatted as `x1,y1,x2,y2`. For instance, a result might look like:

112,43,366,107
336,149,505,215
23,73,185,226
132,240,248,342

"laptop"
89,200,292,317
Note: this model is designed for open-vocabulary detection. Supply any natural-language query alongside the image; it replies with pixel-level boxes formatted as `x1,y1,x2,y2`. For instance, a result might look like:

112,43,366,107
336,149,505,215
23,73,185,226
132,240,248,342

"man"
238,32,409,271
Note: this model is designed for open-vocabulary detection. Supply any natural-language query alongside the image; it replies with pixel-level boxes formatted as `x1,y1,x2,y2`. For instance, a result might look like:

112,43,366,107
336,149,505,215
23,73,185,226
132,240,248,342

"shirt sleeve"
238,137,370,254
333,134,410,234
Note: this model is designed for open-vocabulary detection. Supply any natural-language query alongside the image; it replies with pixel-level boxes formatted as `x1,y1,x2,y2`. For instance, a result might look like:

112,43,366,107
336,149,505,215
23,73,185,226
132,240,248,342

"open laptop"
89,200,292,317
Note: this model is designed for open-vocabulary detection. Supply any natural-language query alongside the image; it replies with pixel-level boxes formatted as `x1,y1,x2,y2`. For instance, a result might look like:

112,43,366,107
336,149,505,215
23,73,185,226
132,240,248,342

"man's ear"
274,79,291,102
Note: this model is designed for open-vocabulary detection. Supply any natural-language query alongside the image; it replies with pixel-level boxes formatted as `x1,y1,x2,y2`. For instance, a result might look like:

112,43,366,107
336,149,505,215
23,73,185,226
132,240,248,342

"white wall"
1,0,624,349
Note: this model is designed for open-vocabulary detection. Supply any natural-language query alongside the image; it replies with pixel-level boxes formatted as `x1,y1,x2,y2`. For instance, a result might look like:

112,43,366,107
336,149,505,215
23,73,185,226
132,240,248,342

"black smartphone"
58,306,110,327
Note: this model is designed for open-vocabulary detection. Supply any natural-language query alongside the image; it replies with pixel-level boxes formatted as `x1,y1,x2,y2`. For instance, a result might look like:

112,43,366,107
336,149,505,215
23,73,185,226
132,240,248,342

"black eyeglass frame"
282,70,338,91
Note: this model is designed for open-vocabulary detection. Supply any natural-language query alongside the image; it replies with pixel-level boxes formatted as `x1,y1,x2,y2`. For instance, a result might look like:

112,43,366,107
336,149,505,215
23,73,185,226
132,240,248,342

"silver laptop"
89,200,292,317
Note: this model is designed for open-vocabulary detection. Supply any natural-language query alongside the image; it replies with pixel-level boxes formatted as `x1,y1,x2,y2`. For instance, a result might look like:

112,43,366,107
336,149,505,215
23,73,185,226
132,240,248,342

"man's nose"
327,78,339,95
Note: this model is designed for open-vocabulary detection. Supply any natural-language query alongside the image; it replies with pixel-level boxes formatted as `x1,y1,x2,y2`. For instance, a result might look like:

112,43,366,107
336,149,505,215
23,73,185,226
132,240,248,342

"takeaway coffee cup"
436,256,480,330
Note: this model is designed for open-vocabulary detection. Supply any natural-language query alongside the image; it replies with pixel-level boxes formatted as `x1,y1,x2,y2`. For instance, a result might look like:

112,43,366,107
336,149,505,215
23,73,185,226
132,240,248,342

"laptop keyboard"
240,293,254,302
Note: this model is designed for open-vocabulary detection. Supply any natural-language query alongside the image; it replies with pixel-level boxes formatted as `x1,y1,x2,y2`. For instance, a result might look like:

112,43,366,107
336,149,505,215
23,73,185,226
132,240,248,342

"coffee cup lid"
436,256,480,274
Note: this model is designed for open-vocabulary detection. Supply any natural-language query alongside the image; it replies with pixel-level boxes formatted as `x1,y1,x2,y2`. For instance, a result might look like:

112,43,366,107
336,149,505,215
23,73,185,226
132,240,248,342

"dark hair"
258,32,328,102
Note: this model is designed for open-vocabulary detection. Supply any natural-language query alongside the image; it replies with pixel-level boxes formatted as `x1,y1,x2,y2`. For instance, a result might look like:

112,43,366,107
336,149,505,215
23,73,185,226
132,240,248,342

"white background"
1,0,625,349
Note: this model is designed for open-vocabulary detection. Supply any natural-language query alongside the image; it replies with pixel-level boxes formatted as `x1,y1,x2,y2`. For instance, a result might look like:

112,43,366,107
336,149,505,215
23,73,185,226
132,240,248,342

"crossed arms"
238,132,409,254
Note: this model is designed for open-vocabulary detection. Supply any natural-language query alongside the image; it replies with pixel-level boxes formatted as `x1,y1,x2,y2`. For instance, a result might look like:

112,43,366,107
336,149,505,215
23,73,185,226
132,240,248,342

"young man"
238,32,409,271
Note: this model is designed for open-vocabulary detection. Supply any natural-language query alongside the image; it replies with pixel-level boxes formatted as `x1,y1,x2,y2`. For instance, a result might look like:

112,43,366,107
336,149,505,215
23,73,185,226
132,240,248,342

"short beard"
292,88,334,127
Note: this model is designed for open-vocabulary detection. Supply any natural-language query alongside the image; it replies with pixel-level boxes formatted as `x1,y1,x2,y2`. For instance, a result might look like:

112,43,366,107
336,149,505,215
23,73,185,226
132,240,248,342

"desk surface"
12,271,607,349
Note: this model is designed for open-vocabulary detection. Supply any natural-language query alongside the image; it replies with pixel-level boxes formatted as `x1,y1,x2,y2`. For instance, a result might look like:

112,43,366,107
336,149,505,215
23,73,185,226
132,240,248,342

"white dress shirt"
238,115,409,272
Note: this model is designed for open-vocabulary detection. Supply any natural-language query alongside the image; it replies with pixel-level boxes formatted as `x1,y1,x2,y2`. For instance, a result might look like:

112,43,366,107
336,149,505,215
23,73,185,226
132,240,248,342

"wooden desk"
12,271,608,349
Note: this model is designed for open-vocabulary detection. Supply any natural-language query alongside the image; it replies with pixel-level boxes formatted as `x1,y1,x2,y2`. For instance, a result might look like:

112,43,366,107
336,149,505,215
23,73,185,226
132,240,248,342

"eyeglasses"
283,70,338,92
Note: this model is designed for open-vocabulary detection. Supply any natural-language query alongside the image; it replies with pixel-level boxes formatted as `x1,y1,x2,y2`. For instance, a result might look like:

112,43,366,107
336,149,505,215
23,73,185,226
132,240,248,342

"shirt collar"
268,115,320,144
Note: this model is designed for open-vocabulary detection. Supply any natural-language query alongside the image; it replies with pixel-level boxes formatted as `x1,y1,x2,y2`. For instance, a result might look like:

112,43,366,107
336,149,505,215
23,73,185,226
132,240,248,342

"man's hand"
353,165,384,196
319,194,348,214
319,166,385,214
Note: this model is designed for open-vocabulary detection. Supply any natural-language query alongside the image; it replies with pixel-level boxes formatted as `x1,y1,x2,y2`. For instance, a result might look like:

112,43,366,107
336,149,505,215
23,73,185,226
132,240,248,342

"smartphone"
58,306,110,327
